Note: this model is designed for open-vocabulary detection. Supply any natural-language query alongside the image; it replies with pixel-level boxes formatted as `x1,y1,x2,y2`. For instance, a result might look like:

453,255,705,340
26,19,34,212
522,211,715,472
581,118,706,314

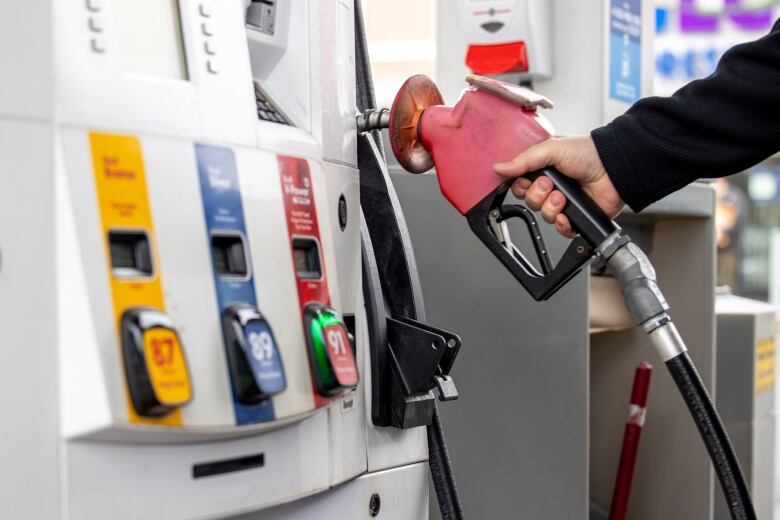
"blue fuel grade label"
609,0,642,104
244,321,286,396
196,143,276,425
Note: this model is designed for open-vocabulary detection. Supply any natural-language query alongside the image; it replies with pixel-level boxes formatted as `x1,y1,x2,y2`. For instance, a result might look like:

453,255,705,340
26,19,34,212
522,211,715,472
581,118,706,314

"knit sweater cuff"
591,124,650,213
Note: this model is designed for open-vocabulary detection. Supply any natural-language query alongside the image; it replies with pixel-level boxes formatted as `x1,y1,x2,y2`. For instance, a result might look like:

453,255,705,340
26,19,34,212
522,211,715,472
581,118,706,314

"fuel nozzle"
386,74,444,173
357,74,444,173
368,73,618,300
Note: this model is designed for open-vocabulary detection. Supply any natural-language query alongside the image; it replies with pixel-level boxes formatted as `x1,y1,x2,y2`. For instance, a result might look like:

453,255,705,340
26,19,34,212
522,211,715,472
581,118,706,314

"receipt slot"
121,308,193,417
222,304,287,405
304,303,358,396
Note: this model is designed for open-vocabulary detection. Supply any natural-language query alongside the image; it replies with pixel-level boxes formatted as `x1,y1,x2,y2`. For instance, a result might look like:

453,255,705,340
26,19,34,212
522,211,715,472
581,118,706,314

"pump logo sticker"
143,328,192,406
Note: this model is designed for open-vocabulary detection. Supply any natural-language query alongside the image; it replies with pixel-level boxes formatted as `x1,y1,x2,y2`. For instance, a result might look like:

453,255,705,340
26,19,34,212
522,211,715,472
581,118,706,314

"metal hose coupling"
597,238,668,330
357,108,390,132
595,236,686,360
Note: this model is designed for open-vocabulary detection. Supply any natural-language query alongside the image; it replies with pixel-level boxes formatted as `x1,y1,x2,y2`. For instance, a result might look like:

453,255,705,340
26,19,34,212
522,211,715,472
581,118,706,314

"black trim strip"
192,453,265,479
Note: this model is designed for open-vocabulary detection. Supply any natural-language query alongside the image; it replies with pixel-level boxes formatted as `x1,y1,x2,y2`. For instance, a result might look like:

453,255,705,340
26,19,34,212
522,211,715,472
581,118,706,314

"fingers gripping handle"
465,167,619,300
525,167,619,248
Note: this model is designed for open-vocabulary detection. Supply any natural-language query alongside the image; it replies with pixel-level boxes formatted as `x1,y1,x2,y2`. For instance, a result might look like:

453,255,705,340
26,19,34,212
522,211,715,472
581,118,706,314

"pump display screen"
292,238,322,279
113,0,189,80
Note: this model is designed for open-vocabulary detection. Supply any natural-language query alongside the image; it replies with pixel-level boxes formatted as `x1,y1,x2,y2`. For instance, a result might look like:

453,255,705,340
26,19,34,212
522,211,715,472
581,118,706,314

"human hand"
493,136,624,237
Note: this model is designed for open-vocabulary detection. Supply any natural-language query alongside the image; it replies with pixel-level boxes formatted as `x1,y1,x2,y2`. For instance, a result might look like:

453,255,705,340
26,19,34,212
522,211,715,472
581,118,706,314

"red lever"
610,362,653,520
466,41,529,75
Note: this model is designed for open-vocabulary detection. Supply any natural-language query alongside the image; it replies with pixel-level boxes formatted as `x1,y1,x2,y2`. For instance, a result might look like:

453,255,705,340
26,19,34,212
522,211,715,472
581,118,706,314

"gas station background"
365,0,780,302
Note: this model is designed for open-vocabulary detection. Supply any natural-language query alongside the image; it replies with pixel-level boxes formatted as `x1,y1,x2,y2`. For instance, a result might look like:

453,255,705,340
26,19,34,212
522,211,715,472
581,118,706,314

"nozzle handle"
526,167,619,248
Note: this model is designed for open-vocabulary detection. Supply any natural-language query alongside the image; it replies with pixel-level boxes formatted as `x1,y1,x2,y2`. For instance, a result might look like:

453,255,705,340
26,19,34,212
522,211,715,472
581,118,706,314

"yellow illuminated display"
143,328,192,406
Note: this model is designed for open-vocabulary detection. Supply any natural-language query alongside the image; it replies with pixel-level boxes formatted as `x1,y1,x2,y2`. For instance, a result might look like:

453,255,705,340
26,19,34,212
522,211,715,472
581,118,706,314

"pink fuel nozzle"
390,74,555,215
386,74,620,300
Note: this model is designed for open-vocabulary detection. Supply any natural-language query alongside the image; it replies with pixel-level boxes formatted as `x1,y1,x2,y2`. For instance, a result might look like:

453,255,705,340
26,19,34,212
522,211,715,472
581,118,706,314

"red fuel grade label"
280,157,330,403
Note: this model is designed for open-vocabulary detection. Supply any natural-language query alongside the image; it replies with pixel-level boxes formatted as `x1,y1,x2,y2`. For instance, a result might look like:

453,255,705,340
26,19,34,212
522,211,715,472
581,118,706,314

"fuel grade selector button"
304,303,358,396
121,308,193,417
222,304,287,405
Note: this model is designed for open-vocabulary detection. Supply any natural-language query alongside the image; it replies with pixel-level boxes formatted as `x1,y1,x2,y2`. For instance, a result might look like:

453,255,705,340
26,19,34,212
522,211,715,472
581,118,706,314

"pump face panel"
0,1,431,518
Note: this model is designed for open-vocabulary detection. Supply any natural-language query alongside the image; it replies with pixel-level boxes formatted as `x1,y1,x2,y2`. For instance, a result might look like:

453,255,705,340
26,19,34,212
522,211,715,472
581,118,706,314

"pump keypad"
255,84,290,125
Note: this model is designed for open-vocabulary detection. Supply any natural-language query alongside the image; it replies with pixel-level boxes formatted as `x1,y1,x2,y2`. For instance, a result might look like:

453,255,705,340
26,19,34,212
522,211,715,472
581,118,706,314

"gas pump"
0,0,456,518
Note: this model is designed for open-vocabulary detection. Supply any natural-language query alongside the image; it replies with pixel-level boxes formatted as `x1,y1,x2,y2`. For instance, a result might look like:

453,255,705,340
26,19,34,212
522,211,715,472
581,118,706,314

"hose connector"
357,108,390,132
602,239,670,332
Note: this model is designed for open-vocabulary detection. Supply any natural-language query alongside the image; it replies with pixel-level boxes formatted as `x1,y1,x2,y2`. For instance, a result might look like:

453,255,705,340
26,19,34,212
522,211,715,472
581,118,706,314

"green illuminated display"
309,311,339,391
304,304,358,396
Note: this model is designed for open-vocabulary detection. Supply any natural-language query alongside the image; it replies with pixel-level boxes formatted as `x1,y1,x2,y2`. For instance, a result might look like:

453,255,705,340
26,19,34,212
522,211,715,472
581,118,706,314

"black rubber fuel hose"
428,405,465,520
666,352,756,520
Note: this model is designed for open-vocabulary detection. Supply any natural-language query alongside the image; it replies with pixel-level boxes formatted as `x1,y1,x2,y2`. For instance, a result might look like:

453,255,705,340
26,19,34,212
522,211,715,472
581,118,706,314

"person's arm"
594,17,780,212
494,19,780,235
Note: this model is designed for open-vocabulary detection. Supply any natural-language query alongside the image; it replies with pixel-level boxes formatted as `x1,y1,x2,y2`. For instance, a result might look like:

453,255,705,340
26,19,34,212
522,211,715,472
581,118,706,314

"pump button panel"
121,308,193,417
304,303,358,396
223,304,286,405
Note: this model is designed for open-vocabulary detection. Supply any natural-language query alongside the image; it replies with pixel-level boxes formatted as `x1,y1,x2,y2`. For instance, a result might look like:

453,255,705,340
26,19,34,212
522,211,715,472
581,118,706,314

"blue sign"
610,0,642,104
195,144,277,425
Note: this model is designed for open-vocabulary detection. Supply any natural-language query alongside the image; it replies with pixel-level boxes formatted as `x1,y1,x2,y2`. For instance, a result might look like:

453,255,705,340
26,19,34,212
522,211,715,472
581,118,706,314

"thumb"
493,140,560,178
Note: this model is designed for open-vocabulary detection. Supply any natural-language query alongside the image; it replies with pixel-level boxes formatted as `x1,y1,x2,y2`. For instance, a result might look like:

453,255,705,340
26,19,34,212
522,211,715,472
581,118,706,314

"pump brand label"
195,144,277,425
90,132,185,426
143,328,192,406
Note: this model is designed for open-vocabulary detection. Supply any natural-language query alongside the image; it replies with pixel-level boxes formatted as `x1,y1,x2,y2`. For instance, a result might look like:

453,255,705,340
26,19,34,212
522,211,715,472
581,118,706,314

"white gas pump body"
0,0,428,518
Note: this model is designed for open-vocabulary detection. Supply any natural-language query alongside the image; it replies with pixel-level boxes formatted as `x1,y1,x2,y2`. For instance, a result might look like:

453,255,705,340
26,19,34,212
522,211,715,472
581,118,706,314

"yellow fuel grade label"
90,132,187,426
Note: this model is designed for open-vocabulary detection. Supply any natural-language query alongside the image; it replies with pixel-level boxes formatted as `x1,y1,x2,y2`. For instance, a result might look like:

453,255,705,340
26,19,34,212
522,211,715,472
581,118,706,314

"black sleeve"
591,18,780,212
